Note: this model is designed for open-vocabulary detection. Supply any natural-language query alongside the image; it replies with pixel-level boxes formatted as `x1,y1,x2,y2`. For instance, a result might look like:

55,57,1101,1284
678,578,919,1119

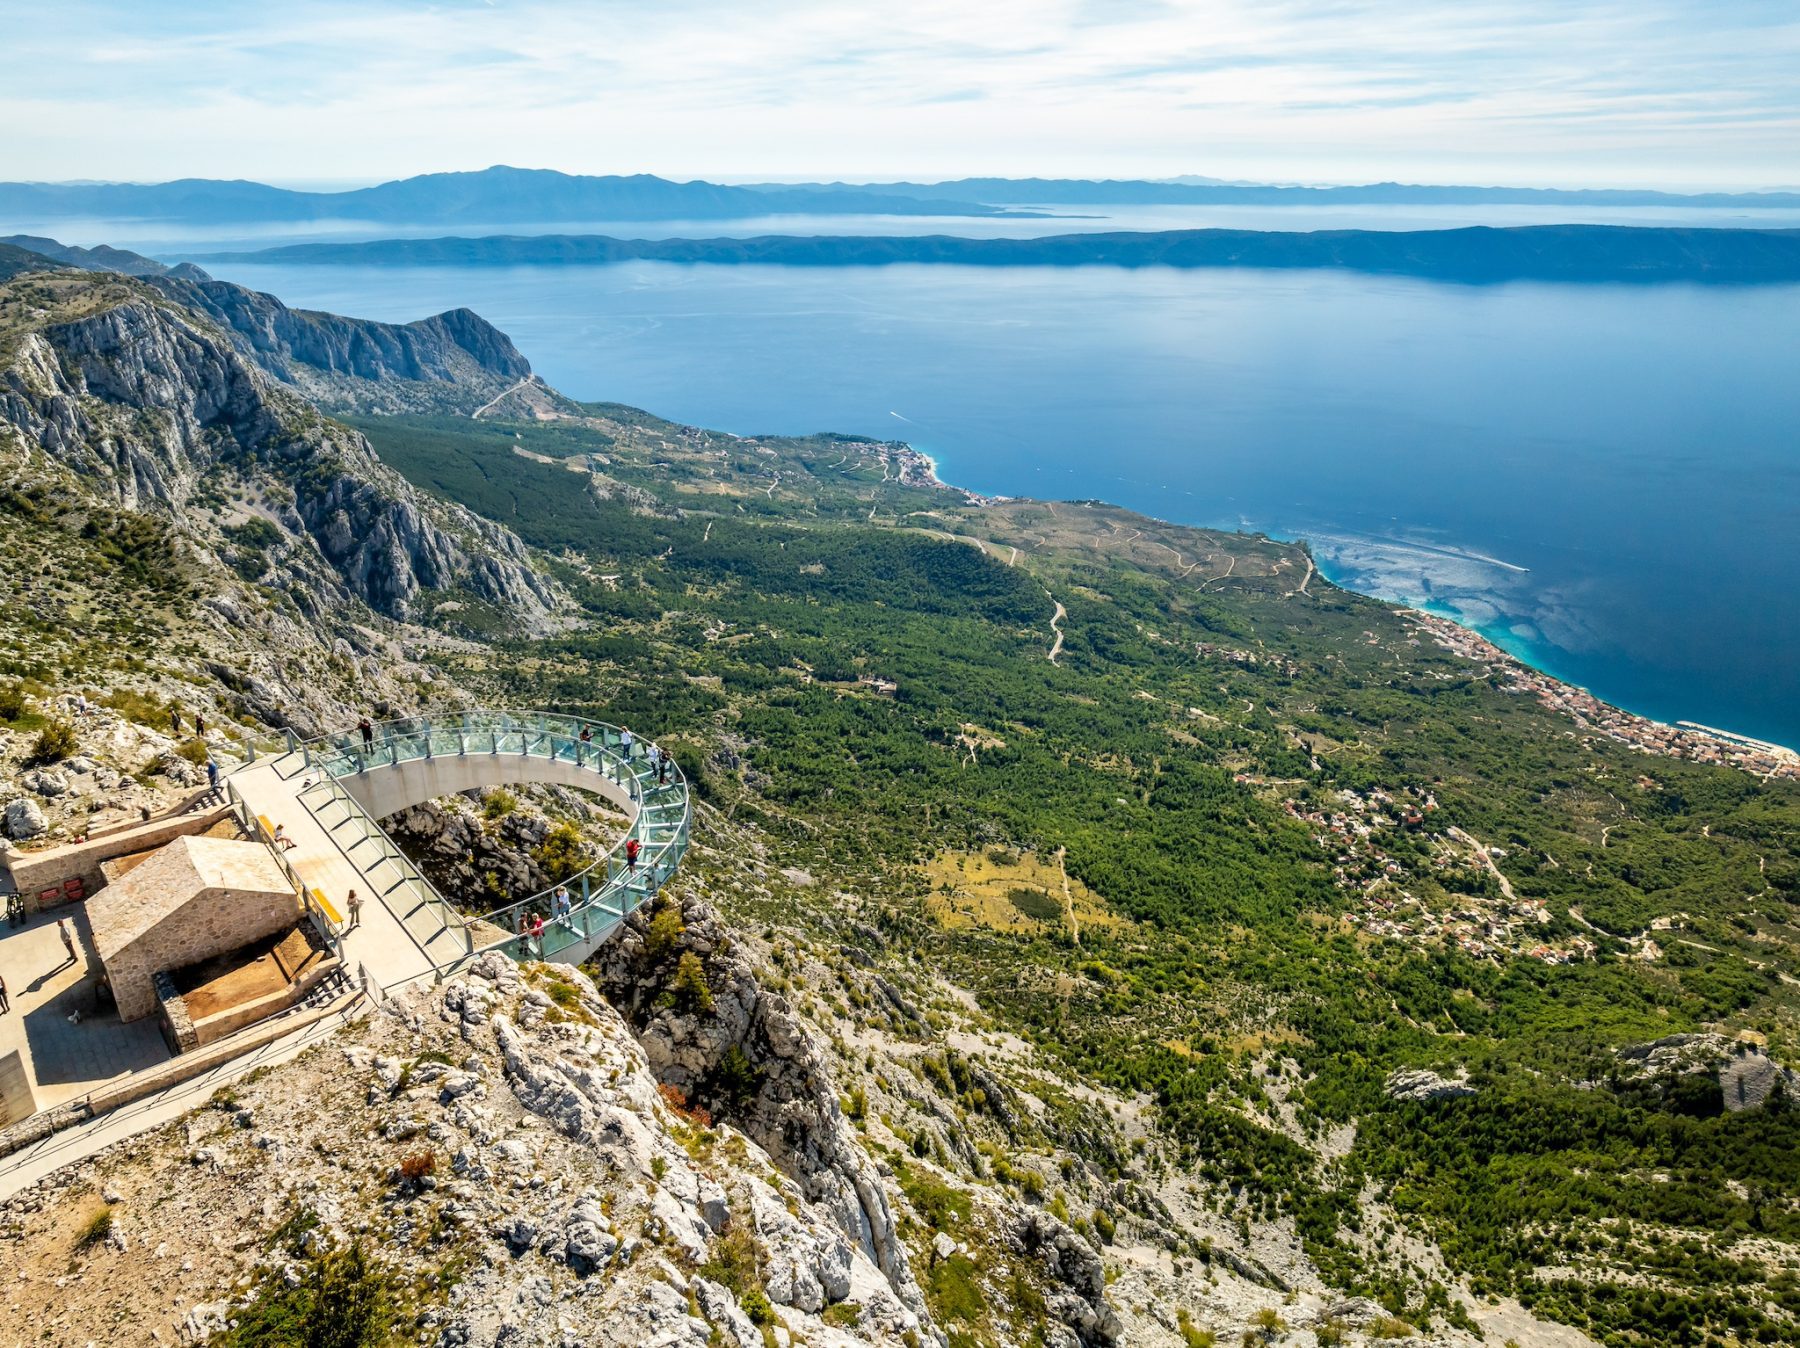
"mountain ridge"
192,223,1800,284
0,166,1032,225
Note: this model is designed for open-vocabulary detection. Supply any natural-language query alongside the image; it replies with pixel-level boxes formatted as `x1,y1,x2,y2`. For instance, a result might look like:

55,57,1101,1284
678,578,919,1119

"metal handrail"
258,708,692,971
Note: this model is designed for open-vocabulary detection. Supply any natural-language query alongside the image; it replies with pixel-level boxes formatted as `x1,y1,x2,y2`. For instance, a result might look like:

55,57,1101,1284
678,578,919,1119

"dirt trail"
1056,845,1080,945
1047,600,1067,663
471,376,533,419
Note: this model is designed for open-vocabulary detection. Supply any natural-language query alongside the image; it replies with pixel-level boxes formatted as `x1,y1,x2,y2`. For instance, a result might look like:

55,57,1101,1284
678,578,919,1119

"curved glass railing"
272,709,691,972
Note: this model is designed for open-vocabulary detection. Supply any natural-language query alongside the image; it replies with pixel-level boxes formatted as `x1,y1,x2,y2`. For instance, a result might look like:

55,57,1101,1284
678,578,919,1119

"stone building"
87,835,298,1021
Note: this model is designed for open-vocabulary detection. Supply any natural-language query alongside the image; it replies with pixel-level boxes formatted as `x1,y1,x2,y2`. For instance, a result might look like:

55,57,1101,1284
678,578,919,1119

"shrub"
176,737,210,765
1251,1307,1287,1339
29,718,77,764
925,1252,984,1324
75,1206,114,1251
740,1287,776,1326
668,951,714,1012
1092,1207,1116,1243
658,1081,713,1129
897,1163,971,1230
1316,1320,1349,1347
213,1240,397,1348
821,1302,863,1328
543,977,580,1009
1371,1316,1416,1340
99,687,167,726
482,788,517,820
1176,1310,1216,1348
645,898,686,959
713,1043,764,1107
0,683,26,721
533,820,588,881
700,1224,761,1295
398,1149,436,1183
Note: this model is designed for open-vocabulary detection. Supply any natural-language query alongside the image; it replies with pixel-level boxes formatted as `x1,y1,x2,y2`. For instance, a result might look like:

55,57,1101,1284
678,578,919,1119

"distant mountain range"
752,177,1800,209
0,166,1031,224
192,225,1800,284
5,167,1796,230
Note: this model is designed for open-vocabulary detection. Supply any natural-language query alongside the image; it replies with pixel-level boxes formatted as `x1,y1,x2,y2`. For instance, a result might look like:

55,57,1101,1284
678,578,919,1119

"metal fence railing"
243,709,691,976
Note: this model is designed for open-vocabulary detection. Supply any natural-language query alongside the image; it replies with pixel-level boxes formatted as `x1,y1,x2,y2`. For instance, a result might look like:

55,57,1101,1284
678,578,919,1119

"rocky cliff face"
0,273,558,623
589,893,931,1321
147,275,538,413
0,956,931,1346
2,238,535,414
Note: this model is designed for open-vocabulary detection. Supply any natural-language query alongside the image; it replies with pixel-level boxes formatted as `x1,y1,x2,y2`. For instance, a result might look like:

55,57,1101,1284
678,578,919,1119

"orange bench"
309,887,344,926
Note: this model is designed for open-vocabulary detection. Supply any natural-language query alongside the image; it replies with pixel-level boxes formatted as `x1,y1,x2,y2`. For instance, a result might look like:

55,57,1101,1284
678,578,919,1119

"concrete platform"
0,907,170,1117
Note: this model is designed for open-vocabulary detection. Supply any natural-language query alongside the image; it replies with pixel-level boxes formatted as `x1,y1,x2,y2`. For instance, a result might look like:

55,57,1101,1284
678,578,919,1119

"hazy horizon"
6,2,1796,190
6,166,1800,196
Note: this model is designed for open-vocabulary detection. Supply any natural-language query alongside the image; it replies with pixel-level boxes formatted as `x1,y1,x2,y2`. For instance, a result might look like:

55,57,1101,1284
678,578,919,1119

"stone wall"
111,887,302,1022
153,971,199,1055
1,805,231,914
189,956,339,1047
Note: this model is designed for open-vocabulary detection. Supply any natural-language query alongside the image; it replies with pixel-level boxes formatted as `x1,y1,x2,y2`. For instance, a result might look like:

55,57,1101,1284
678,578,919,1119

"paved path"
0,908,168,1113
229,756,449,990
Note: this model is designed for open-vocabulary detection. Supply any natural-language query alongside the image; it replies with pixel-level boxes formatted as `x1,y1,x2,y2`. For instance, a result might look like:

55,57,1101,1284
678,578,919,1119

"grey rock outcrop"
4,797,48,840
589,892,926,1317
1617,1034,1796,1112
1385,1068,1477,1103
1008,1209,1122,1346
0,278,559,624
147,275,535,415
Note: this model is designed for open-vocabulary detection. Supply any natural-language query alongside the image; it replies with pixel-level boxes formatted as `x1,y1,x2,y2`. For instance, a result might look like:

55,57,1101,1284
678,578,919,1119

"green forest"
351,407,1800,1346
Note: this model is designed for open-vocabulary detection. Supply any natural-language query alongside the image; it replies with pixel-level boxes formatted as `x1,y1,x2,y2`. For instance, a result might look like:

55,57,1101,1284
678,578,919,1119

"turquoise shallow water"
196,257,1800,749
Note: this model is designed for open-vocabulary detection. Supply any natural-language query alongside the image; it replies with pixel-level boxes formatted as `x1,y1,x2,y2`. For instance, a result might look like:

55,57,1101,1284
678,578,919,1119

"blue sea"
39,208,1799,749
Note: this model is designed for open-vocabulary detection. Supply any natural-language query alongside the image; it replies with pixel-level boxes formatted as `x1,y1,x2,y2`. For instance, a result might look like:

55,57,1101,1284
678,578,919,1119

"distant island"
7,167,1798,231
193,224,1800,284
0,165,1036,225
746,175,1800,210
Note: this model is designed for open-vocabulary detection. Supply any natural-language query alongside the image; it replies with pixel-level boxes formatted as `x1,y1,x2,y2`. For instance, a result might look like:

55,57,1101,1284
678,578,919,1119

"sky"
4,0,1797,189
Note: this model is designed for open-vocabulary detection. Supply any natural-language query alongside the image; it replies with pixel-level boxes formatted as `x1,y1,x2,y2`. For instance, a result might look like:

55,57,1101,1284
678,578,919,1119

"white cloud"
3,0,1796,186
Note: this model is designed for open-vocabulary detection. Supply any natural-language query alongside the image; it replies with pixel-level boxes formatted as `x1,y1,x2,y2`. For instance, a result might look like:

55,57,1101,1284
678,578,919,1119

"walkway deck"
223,710,692,989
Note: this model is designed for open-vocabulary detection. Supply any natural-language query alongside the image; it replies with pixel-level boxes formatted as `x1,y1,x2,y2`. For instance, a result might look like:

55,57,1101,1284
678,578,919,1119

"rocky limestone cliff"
0,273,558,623
147,275,539,414
0,956,931,1346
589,892,931,1321
1,237,536,414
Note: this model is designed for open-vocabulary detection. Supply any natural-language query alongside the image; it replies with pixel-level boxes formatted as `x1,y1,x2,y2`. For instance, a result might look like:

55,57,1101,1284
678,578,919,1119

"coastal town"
1408,612,1800,782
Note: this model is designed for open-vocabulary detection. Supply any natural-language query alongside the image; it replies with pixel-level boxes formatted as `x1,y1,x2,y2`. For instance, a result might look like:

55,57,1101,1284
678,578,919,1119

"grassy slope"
349,406,1800,1346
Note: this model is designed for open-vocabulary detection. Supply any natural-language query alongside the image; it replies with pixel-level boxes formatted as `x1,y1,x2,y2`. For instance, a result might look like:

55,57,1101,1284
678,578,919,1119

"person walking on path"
0,973,10,1014
169,706,182,736
359,717,374,751
193,711,206,738
206,758,220,795
657,748,669,786
625,836,640,875
57,918,77,969
347,889,362,929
